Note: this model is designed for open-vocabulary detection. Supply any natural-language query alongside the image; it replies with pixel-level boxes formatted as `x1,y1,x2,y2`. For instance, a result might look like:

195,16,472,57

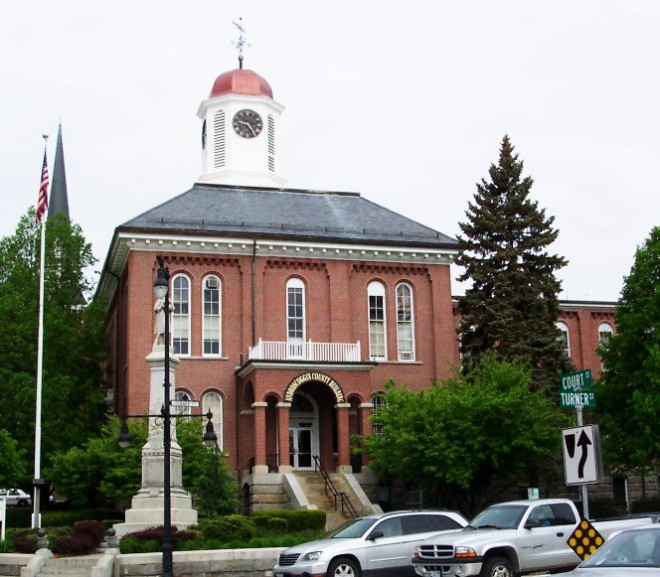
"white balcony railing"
249,339,361,362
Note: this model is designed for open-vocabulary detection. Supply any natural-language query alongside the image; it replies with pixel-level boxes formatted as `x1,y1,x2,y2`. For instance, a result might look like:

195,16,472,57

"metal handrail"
313,456,359,518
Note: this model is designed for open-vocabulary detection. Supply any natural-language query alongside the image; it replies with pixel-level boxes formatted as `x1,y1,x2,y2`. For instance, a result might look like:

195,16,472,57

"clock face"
232,109,263,138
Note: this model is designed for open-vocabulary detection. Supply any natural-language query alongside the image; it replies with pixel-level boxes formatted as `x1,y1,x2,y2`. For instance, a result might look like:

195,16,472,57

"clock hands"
237,120,257,136
232,109,262,138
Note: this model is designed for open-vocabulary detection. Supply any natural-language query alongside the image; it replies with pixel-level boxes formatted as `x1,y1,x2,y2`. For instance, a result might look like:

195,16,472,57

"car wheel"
480,556,515,577
18,499,29,507
327,557,361,577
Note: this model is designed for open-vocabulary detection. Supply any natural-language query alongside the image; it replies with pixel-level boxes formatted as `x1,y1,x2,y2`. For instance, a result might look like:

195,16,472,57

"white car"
562,524,660,576
273,509,468,577
0,488,32,507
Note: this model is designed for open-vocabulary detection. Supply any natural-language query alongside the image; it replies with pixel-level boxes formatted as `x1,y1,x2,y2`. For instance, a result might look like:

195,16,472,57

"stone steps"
37,555,101,577
295,472,362,532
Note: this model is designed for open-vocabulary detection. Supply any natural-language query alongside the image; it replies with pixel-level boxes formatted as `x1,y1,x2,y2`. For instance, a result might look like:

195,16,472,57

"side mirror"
368,530,384,540
524,519,541,529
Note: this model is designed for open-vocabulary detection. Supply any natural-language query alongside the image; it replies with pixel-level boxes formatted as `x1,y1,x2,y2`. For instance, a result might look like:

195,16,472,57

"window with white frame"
287,278,305,357
598,323,613,345
203,275,221,356
172,274,190,355
598,322,614,370
396,282,415,361
368,281,386,360
174,390,192,418
202,391,223,450
556,322,570,358
371,392,386,435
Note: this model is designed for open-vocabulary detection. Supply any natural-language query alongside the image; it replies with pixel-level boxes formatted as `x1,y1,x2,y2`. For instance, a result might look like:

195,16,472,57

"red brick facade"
104,242,614,478
104,243,464,473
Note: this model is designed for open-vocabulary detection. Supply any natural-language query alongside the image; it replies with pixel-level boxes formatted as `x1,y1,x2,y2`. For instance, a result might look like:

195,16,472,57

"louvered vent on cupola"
213,110,226,169
267,115,275,172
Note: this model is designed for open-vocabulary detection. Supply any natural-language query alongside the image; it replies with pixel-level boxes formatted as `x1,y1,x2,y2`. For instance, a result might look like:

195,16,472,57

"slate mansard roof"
98,183,458,303
119,183,457,247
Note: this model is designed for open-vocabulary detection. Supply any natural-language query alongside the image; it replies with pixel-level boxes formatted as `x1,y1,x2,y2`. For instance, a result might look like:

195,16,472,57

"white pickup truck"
412,497,654,577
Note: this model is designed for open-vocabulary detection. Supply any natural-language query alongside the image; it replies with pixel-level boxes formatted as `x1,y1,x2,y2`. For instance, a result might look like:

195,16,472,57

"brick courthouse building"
97,60,620,512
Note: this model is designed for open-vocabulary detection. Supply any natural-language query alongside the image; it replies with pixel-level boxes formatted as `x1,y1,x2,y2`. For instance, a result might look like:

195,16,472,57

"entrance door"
289,422,314,470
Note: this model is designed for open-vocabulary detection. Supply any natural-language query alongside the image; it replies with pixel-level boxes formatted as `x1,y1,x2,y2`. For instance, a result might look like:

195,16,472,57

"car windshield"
329,517,377,539
580,529,660,568
470,505,527,529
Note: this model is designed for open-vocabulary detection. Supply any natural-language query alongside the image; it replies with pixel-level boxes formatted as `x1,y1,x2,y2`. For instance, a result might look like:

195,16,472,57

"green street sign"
560,369,596,409
561,369,593,391
560,389,597,409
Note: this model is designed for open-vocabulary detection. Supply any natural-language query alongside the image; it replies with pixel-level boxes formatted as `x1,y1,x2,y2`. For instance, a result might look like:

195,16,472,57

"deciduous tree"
0,211,108,487
0,429,27,488
361,356,567,514
598,227,660,471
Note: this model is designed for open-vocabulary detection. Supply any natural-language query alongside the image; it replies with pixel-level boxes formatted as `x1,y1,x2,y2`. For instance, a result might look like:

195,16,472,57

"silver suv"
273,509,468,577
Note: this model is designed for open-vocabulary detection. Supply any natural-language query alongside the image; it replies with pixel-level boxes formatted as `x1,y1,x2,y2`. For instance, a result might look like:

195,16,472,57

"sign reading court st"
560,369,596,409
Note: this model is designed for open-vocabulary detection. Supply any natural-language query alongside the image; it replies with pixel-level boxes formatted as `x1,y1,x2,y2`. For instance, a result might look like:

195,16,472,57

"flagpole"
32,134,49,530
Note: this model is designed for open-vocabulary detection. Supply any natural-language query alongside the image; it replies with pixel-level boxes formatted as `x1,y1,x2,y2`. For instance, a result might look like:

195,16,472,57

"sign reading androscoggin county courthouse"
285,372,345,403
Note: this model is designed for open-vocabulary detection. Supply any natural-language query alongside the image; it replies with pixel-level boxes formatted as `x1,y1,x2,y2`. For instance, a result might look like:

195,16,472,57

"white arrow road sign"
562,425,604,485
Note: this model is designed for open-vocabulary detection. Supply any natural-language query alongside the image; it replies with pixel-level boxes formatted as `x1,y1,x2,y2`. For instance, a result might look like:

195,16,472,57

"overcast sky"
1,1,657,302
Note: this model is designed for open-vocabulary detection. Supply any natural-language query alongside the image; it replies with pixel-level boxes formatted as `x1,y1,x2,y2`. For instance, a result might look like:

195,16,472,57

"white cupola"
197,60,285,188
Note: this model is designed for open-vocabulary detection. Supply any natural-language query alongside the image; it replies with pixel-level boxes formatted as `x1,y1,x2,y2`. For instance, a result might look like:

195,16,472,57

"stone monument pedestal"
114,347,198,537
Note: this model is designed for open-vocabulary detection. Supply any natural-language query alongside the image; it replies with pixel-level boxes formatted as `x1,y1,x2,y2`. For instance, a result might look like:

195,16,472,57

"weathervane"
232,18,250,69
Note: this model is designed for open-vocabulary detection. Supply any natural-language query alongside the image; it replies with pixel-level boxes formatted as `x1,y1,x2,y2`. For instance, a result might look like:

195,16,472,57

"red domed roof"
210,69,273,99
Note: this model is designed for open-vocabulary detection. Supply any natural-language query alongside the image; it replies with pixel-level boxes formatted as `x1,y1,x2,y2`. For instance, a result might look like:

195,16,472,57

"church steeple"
48,123,70,219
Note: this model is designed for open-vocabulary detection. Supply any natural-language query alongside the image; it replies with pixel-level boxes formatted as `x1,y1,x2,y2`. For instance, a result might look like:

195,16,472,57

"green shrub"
42,509,118,527
118,525,199,553
268,516,288,531
589,498,628,519
193,515,257,542
202,538,224,550
250,509,325,532
0,540,13,553
119,537,159,554
631,496,660,513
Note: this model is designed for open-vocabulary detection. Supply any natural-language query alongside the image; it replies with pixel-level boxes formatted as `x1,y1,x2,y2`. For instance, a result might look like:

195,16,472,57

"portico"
236,364,375,475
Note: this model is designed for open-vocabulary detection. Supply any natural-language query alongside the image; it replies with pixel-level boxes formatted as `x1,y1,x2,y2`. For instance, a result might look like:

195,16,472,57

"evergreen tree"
598,227,660,471
0,210,108,487
456,136,570,392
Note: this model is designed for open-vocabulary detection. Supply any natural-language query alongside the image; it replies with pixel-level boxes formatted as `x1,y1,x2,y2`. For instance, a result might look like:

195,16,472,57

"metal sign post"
560,370,602,519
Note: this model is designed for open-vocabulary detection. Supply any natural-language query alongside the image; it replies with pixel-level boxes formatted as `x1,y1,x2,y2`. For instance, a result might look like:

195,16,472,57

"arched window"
396,283,415,361
203,275,221,356
598,322,614,370
556,322,570,358
172,274,190,355
368,281,387,360
287,278,305,358
174,390,192,418
202,391,223,451
371,392,386,436
598,323,614,345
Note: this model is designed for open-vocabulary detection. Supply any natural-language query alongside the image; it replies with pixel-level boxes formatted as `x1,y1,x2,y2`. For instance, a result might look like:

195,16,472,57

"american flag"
36,148,49,223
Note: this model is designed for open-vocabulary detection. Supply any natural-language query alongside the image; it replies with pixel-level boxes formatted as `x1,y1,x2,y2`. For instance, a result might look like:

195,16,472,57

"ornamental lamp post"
154,257,174,577
118,256,218,577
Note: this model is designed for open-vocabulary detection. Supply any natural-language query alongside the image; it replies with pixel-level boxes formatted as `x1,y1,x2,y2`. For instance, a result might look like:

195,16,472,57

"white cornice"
97,230,457,306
